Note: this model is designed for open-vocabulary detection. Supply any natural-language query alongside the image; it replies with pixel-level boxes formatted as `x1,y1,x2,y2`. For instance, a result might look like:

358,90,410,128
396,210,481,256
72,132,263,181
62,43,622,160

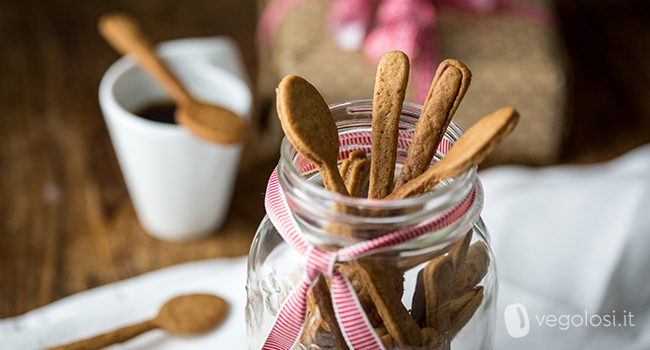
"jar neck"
277,99,483,251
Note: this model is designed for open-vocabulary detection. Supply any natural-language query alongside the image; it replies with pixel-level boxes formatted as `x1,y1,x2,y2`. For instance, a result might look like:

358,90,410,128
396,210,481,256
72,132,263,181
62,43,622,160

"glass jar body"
246,100,497,350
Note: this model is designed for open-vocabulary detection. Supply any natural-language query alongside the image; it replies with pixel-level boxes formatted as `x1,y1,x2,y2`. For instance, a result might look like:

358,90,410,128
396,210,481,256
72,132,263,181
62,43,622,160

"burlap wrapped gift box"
256,0,569,166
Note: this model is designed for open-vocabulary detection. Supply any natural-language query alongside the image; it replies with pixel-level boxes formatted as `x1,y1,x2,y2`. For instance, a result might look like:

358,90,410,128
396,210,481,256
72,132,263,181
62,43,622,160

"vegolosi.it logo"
505,303,635,338
504,303,530,338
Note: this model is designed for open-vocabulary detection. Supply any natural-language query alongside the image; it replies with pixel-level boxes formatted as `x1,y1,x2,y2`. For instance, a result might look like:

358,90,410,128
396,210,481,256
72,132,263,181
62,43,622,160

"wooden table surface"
1,0,649,319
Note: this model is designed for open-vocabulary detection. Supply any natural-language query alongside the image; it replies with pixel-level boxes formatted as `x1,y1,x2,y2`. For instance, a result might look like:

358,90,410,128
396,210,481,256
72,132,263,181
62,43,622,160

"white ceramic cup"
98,37,252,241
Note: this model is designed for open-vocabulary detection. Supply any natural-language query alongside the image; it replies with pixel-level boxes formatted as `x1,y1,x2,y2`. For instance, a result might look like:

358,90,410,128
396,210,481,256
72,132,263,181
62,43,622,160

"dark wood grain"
0,0,264,319
1,0,650,320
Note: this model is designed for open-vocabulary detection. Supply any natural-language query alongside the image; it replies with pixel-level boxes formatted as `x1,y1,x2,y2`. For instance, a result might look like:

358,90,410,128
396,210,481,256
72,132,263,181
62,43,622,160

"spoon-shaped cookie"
276,75,349,195
394,59,472,190
46,294,228,350
98,12,246,144
368,50,410,199
386,107,519,200
339,150,371,197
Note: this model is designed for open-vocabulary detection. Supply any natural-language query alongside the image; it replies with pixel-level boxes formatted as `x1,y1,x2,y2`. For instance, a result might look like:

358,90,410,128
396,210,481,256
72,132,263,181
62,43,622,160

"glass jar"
246,100,497,350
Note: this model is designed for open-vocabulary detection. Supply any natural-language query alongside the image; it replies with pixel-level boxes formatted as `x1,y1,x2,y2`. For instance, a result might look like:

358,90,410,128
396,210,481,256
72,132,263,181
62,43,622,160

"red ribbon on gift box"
257,0,553,103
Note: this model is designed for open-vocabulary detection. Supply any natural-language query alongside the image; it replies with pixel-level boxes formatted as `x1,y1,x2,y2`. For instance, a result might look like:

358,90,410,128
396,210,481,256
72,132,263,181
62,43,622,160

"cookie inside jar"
247,52,517,350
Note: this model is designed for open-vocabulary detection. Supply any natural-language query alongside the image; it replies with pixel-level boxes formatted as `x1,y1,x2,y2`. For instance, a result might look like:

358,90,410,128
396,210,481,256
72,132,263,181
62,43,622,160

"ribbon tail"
261,276,312,350
329,0,379,51
330,269,387,350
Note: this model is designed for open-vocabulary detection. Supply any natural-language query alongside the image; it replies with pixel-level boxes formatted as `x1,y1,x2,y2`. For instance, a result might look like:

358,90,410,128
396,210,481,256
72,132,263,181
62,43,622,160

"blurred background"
0,0,649,319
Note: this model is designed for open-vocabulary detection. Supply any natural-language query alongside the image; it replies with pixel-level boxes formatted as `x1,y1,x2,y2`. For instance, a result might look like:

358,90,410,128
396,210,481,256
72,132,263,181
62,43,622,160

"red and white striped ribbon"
260,130,477,350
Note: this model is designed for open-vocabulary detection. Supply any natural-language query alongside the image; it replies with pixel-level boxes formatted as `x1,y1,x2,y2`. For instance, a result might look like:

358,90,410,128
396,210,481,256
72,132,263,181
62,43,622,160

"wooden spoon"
386,107,519,200
46,294,228,350
98,12,246,144
276,75,349,195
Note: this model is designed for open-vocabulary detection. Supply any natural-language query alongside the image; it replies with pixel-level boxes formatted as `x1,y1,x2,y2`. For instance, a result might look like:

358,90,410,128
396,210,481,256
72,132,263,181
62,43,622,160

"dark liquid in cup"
137,102,176,124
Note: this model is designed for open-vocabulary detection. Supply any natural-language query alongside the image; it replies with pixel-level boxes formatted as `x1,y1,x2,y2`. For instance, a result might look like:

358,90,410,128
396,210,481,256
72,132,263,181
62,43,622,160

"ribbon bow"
257,0,552,103
259,130,480,350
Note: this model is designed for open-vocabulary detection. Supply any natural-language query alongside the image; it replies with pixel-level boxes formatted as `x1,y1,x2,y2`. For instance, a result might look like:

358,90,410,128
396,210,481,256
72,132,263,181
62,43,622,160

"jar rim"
278,98,478,211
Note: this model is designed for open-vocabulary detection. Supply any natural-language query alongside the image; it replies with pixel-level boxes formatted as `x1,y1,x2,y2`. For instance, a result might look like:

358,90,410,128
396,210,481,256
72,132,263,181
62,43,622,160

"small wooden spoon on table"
386,107,519,200
276,75,349,196
98,12,246,144
46,294,228,350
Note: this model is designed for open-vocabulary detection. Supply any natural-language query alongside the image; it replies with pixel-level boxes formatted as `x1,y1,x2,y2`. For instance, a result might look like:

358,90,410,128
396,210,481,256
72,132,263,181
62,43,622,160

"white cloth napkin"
0,257,249,350
483,144,650,349
2,144,650,349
